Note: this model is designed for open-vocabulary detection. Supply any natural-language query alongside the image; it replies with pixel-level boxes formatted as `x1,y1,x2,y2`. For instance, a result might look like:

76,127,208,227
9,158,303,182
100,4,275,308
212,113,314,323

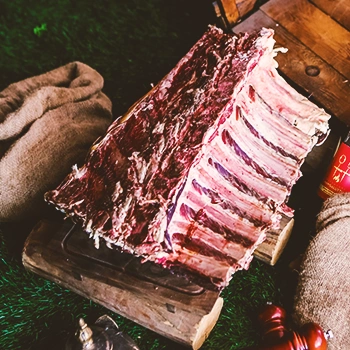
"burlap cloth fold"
0,62,112,221
293,193,350,350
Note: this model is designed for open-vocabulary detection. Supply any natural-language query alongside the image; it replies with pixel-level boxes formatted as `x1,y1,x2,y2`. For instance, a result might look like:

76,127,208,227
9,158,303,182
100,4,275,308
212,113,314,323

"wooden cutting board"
22,219,223,349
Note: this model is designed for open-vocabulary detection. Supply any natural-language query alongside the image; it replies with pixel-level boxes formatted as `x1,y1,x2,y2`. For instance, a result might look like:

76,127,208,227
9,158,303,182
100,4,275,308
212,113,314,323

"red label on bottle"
318,142,350,200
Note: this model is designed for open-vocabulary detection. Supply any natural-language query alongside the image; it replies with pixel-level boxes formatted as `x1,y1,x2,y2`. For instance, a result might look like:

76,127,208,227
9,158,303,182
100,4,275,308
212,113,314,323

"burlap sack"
0,62,112,222
293,193,350,350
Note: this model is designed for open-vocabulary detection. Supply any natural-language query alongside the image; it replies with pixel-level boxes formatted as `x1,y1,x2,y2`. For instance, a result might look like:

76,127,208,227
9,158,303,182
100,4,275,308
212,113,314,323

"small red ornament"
257,303,289,345
241,304,333,350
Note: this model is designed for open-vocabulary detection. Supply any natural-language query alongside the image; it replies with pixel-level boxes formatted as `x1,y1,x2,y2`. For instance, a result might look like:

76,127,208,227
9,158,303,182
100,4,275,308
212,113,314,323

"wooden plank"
22,220,223,349
236,0,258,18
255,216,294,266
261,0,350,79
221,0,240,26
233,10,350,125
310,0,350,31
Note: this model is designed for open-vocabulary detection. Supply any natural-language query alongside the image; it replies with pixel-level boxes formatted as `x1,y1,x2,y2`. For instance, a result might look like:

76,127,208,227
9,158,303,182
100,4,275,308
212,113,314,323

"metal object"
65,315,140,350
324,329,334,341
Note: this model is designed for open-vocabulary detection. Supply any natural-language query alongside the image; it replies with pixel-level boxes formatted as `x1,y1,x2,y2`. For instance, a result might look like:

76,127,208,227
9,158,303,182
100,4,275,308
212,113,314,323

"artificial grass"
0,0,302,349
0,0,216,116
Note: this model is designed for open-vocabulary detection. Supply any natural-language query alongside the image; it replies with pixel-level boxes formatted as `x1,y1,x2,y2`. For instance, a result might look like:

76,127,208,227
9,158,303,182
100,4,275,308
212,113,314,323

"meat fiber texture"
46,26,330,290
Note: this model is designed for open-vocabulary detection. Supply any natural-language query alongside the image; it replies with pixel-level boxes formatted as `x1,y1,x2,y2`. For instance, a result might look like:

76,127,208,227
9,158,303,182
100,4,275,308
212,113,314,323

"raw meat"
45,26,330,290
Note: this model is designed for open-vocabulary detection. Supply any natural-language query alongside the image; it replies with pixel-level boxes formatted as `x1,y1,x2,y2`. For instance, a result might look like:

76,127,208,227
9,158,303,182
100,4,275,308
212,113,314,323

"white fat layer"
129,152,149,184
72,164,87,179
86,219,93,233
224,112,299,179
172,119,182,142
152,121,165,134
160,28,329,283
93,232,100,249
169,218,261,261
112,181,123,203
142,102,154,111
249,54,330,136
112,194,133,234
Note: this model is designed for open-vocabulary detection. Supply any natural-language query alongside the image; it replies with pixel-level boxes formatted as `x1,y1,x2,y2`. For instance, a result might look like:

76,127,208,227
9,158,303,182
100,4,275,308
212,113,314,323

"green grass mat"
0,0,306,349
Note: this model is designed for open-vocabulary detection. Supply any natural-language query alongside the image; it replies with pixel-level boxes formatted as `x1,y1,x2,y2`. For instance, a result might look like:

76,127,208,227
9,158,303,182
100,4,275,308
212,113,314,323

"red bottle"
318,130,350,200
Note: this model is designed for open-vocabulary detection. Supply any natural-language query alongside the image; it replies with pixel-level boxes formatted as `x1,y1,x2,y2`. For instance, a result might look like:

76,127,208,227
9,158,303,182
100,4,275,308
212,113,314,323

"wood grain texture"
221,0,240,26
261,0,350,79
214,0,258,25
236,0,258,18
233,10,350,124
310,0,350,31
22,220,223,349
254,216,294,265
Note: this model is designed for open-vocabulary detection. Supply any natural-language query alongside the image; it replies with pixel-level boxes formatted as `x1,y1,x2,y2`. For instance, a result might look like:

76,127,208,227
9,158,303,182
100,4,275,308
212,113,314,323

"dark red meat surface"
46,26,330,289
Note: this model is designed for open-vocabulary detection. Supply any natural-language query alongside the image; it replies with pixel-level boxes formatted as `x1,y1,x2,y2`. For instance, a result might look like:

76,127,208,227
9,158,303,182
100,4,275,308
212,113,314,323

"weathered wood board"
309,0,350,31
22,220,223,350
231,0,350,265
262,0,350,78
213,0,259,29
